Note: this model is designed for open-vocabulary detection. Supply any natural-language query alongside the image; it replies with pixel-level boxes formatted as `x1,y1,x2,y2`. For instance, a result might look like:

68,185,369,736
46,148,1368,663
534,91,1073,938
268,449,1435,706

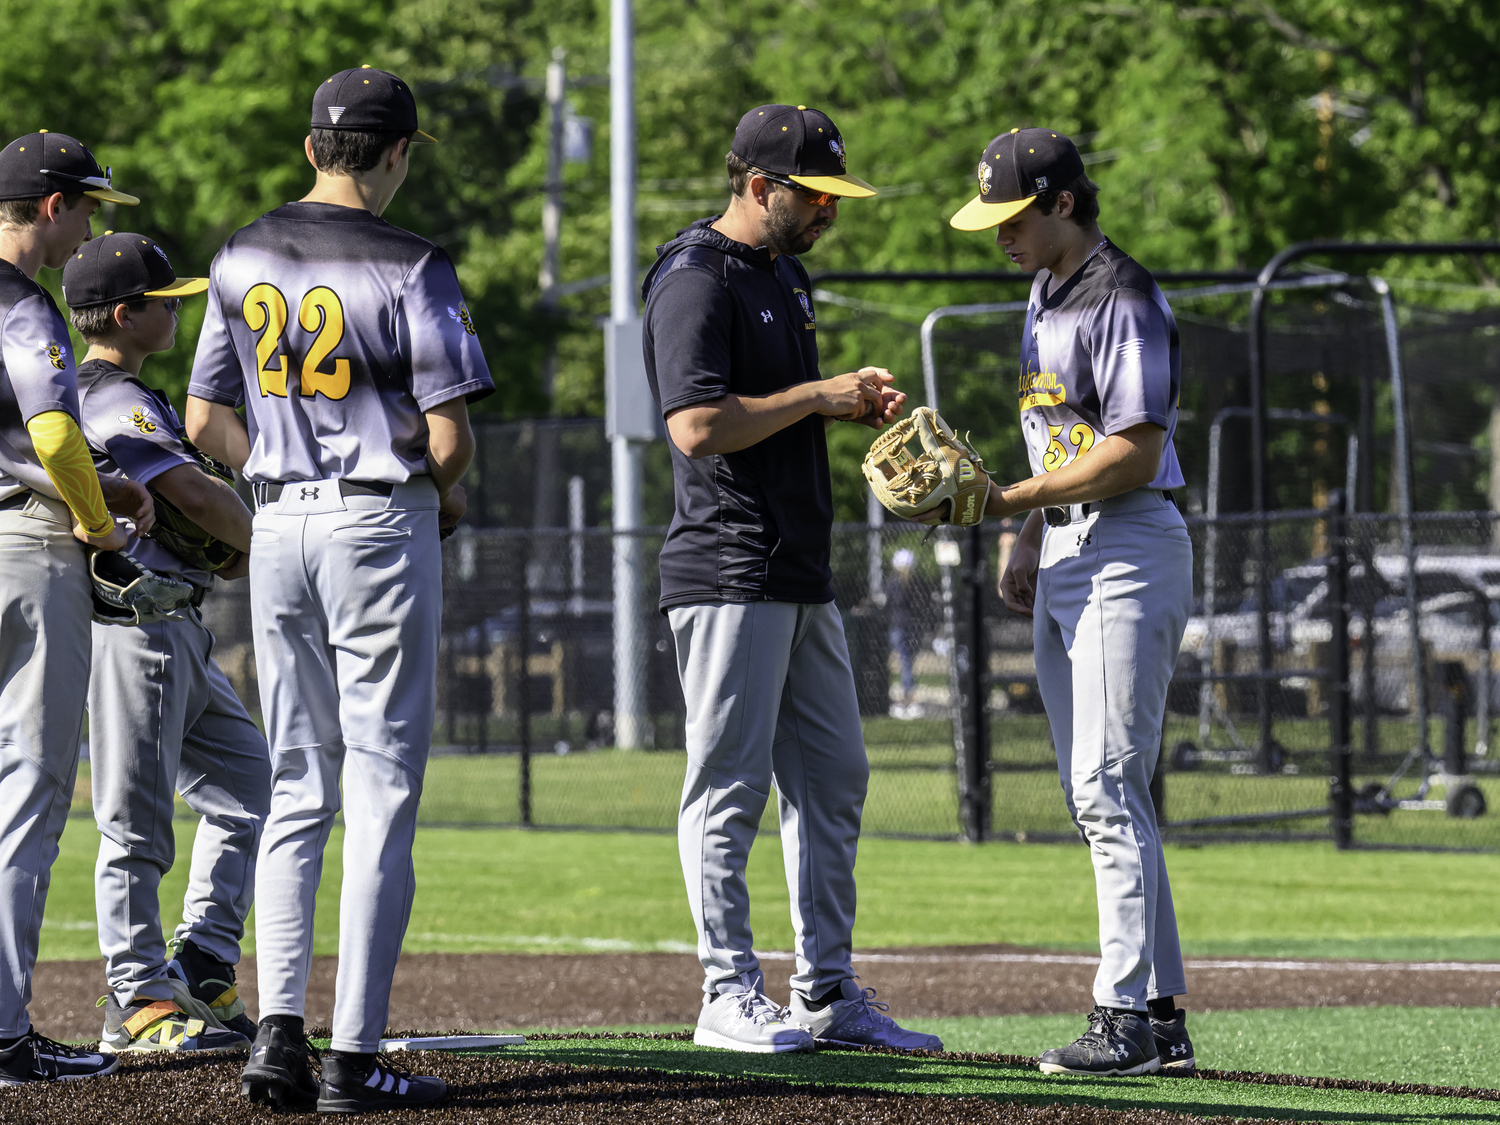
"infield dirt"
28,944,1500,1041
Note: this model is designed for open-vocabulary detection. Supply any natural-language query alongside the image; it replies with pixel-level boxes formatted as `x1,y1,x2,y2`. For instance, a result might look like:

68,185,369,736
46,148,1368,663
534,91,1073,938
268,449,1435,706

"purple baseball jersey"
0,259,83,501
187,202,493,483
1018,240,1184,491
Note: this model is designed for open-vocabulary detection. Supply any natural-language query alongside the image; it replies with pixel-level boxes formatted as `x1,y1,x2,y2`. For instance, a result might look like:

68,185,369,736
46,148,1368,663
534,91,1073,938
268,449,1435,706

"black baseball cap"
731,104,876,199
62,232,207,309
312,65,437,143
0,131,138,206
949,128,1085,231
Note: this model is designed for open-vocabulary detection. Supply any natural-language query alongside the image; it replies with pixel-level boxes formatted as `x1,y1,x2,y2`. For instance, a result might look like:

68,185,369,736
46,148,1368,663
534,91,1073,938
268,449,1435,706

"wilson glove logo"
957,459,976,483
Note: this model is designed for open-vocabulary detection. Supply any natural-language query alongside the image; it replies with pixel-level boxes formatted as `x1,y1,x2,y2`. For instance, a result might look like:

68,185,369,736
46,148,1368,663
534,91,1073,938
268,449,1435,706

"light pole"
606,0,654,749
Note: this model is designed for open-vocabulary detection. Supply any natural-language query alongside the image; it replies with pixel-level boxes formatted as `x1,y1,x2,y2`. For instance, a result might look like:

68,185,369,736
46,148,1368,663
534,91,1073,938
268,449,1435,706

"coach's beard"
764,195,831,256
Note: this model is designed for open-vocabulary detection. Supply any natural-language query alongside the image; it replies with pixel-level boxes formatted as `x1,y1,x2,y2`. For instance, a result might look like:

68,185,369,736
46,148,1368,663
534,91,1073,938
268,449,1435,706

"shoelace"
730,990,789,1026
1073,1006,1139,1053
846,986,894,1023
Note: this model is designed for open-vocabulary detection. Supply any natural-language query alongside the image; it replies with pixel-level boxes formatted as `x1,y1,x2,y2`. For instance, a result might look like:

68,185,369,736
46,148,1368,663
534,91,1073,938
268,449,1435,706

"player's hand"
1000,533,1041,617
101,476,155,537
217,551,250,581
438,482,467,537
75,519,127,552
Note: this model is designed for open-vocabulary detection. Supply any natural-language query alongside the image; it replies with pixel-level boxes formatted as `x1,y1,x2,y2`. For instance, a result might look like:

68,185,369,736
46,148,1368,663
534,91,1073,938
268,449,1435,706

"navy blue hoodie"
641,218,834,611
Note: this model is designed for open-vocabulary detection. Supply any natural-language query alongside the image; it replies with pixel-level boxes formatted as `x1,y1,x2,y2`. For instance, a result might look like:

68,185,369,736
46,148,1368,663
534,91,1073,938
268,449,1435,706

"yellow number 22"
242,283,351,401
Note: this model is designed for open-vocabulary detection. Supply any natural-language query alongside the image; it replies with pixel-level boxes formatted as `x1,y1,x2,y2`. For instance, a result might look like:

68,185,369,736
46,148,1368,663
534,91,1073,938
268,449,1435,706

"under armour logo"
1077,531,1092,546
300,486,320,500
760,309,773,323
1170,1044,1188,1055
1111,1045,1128,1059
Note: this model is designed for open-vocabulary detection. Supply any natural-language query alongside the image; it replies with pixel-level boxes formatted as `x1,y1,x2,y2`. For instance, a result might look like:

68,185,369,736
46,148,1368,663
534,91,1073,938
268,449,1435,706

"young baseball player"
947,128,1195,1075
62,231,270,1055
186,67,491,1112
0,132,155,1084
642,104,935,1054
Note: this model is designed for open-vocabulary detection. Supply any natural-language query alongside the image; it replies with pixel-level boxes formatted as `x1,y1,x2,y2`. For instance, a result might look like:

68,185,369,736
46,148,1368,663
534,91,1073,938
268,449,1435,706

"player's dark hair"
1034,173,1100,227
70,298,149,342
309,128,414,176
0,193,88,229
726,151,754,198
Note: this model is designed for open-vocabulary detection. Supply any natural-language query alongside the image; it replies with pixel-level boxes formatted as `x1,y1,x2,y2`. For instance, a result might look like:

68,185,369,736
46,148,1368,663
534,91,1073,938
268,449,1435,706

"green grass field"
420,1025,1496,1124
38,823,1500,963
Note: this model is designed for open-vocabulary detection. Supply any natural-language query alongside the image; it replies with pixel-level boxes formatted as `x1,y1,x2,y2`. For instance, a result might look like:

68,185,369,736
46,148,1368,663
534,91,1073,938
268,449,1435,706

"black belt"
1043,490,1174,527
253,479,394,506
190,584,210,608
0,492,28,513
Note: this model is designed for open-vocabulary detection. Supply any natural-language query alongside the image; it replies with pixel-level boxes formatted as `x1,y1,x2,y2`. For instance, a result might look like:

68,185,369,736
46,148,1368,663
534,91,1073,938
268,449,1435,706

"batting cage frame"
185,241,1500,852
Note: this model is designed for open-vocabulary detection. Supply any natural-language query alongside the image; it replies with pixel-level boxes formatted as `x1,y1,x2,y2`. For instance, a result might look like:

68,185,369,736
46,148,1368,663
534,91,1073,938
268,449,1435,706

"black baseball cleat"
1151,1007,1196,1071
0,1029,119,1084
168,938,258,1040
1038,1006,1162,1076
241,1022,321,1109
317,1051,446,1114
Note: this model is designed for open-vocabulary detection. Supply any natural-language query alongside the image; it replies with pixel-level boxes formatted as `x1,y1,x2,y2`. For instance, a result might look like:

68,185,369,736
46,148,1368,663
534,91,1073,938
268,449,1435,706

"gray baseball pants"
668,600,869,1003
0,494,92,1038
248,477,441,1054
89,610,270,1005
1033,488,1191,1010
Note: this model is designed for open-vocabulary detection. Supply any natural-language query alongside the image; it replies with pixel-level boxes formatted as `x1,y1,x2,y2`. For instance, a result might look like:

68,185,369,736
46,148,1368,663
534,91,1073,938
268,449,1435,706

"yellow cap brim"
949,193,1035,232
412,129,438,144
789,172,877,199
143,277,210,298
85,187,140,206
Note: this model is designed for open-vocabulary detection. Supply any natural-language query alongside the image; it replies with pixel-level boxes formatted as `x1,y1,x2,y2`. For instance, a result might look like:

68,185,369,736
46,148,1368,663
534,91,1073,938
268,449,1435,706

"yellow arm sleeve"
26,411,112,537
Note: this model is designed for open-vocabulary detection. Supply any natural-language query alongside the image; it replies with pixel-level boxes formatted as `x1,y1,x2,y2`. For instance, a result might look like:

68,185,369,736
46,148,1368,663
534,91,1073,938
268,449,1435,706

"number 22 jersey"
187,201,493,484
1018,240,1184,491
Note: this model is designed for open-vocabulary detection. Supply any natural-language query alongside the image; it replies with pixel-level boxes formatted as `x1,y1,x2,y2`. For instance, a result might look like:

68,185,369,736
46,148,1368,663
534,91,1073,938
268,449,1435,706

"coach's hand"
999,512,1044,617
817,367,896,424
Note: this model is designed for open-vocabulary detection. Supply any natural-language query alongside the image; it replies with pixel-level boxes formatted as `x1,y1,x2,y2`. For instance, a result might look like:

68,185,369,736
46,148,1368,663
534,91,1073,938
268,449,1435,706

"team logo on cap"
328,106,346,124
42,341,67,370
829,136,846,170
119,407,157,435
447,304,477,336
977,160,993,197
153,244,170,265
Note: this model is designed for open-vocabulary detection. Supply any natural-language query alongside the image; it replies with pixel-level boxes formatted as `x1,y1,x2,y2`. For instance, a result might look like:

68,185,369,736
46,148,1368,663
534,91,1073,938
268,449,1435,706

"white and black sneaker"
0,1029,119,1084
1150,1008,1196,1071
693,987,814,1054
317,1052,446,1114
1038,1006,1162,1077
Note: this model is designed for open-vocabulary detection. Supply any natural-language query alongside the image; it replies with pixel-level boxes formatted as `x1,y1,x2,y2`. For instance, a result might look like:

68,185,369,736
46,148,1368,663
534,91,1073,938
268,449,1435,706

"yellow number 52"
242,283,352,401
1042,422,1097,472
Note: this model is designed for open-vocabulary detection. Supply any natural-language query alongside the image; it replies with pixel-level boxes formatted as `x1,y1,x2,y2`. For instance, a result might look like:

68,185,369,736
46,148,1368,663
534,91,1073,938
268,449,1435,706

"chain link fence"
193,271,1500,849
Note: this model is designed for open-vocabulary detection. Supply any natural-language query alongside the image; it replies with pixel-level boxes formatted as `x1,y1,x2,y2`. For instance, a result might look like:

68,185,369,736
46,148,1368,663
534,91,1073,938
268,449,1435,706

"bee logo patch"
43,340,67,370
829,136,846,170
447,304,477,336
977,160,993,197
119,407,157,435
